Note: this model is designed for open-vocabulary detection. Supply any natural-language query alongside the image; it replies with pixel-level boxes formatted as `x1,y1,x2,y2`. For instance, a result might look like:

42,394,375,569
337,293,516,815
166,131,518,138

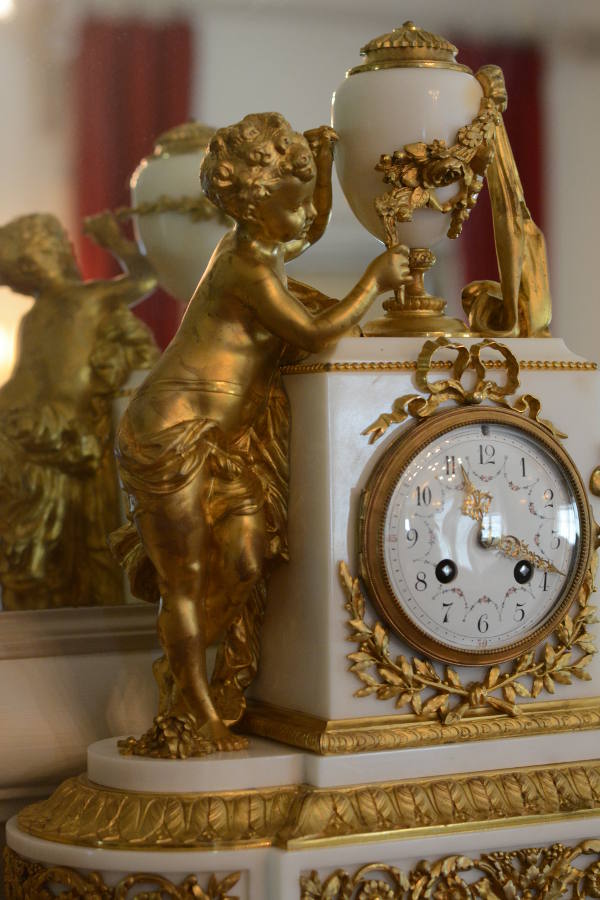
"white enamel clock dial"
360,408,592,665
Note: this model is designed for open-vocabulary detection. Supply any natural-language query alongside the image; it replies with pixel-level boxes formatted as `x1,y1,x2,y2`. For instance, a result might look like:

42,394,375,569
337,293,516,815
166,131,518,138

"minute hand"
460,464,493,523
487,533,565,576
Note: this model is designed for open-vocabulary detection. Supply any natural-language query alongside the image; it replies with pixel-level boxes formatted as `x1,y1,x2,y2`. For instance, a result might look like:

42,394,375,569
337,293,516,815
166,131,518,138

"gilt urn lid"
348,21,473,75
152,122,216,158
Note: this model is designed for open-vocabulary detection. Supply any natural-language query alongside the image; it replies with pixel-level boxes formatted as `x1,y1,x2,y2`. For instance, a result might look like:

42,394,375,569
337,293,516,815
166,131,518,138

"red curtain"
74,19,193,348
452,42,544,287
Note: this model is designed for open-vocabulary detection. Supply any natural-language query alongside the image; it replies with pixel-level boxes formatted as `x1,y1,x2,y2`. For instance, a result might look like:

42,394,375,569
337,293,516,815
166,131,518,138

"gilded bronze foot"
117,713,248,759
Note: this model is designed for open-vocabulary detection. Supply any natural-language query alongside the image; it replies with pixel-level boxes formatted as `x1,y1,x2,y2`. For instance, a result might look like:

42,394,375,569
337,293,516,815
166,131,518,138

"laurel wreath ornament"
340,561,597,722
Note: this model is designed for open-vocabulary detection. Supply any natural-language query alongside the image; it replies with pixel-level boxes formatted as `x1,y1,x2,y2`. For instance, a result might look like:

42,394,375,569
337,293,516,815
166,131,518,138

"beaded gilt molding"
280,358,598,376
300,841,600,900
361,337,567,444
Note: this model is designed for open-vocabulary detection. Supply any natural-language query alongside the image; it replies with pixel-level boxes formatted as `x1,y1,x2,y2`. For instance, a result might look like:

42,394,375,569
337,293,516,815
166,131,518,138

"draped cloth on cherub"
110,367,290,725
110,275,336,604
0,303,157,610
110,278,333,723
462,117,552,338
111,377,290,604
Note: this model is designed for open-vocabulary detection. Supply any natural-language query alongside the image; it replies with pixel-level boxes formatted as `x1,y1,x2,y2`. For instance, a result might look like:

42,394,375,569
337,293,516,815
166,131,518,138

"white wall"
194,7,385,300
545,42,600,362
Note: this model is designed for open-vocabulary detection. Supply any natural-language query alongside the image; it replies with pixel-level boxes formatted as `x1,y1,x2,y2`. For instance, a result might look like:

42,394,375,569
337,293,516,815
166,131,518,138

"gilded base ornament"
243,697,600,755
300,841,600,900
3,847,240,900
117,712,238,759
362,248,468,338
15,760,600,851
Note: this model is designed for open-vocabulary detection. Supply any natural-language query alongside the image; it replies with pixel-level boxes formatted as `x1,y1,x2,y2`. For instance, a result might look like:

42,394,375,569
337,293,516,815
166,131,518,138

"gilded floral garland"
115,193,231,226
373,96,500,246
341,561,597,723
300,841,600,900
3,847,240,900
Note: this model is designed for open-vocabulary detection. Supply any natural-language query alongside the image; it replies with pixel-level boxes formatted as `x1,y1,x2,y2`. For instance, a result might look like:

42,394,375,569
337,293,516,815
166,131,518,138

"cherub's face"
251,174,317,244
0,222,79,294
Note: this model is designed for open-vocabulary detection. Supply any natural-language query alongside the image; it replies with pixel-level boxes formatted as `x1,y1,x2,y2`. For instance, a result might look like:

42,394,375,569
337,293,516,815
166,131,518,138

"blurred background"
1,0,599,377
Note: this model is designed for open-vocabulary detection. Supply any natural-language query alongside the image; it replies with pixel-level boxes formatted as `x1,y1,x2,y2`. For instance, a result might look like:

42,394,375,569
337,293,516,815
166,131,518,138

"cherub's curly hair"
200,113,315,222
0,214,78,290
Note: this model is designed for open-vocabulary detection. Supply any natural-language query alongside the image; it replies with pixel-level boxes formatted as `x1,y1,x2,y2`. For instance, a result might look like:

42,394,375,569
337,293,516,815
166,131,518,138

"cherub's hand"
83,210,125,249
303,126,339,162
367,244,410,293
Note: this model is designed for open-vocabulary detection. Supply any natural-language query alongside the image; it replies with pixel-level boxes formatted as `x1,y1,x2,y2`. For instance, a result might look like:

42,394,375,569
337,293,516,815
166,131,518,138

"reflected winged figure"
113,112,410,757
0,212,158,611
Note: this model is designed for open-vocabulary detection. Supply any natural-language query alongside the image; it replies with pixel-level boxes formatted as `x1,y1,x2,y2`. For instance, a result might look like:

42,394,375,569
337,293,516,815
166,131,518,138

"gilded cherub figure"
0,212,158,610
113,112,409,757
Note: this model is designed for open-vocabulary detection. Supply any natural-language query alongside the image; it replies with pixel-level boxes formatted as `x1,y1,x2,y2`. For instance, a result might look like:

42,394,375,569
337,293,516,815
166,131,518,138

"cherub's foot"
117,713,248,759
200,717,249,752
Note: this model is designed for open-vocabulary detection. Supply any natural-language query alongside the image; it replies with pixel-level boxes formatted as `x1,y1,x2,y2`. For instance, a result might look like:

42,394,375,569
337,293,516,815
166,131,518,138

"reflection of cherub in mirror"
0,212,158,610
113,112,409,757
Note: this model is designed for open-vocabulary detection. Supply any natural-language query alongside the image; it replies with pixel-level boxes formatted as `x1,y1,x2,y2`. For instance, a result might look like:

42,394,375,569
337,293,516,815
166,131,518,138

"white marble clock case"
249,337,600,746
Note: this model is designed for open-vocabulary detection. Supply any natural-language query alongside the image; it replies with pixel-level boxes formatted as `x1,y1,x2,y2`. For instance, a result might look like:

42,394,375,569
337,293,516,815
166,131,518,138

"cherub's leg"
210,509,268,723
132,476,245,750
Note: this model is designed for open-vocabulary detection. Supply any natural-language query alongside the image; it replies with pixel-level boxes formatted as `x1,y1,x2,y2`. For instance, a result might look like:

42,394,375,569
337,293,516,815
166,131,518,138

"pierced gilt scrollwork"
363,337,565,444
300,841,600,900
3,847,240,900
340,560,597,722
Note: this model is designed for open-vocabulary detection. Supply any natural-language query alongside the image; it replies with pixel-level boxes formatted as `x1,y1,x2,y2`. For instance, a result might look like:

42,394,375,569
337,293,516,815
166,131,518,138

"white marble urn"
130,122,231,302
331,21,483,250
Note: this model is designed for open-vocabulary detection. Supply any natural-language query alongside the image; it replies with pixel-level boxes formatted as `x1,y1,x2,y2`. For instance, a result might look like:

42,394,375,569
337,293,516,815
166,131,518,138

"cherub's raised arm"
84,211,157,305
248,245,409,353
284,126,337,263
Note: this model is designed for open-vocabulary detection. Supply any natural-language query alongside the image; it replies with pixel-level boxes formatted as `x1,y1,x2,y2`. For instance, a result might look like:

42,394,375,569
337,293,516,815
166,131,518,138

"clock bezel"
359,405,594,666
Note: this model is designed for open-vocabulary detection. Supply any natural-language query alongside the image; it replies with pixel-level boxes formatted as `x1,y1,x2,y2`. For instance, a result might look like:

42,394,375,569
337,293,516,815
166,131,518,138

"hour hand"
489,533,565,576
460,464,492,524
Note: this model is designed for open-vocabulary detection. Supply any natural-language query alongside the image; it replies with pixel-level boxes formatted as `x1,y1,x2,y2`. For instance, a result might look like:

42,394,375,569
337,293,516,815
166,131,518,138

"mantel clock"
6,20,600,900
359,404,594,666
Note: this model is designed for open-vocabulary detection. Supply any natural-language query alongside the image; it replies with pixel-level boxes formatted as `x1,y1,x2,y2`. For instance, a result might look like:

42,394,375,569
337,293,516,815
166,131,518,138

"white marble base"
88,730,600,792
88,736,304,793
